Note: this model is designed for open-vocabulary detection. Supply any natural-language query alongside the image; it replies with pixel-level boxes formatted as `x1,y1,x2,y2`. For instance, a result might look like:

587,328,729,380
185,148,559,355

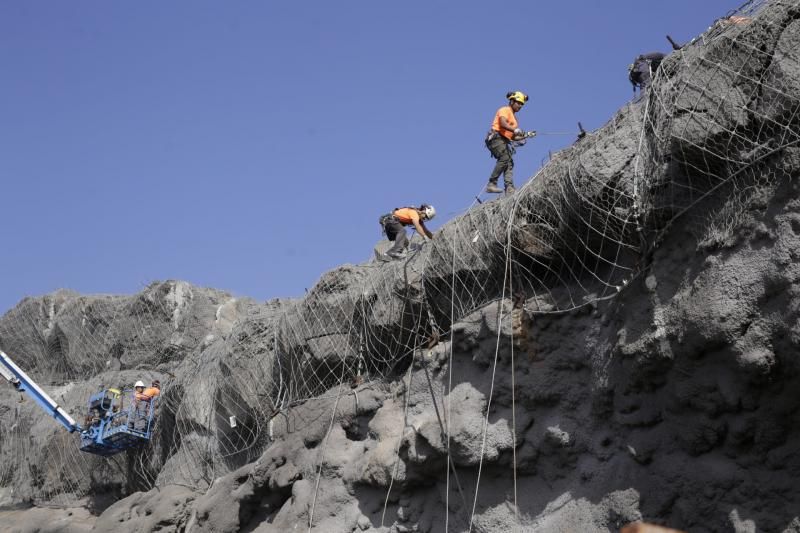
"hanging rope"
443,185,489,531
308,365,347,532
380,358,415,527
419,346,470,519
509,263,519,524
468,187,523,532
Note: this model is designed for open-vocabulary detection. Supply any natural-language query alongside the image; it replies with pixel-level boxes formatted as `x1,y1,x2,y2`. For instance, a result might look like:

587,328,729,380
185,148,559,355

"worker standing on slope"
379,205,435,260
485,91,532,195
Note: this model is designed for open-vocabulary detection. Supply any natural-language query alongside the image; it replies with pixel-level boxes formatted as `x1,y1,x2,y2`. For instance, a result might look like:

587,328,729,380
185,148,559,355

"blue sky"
1,0,742,314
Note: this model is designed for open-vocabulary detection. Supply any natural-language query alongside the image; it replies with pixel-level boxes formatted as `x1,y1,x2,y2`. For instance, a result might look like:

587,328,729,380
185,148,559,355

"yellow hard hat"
507,91,529,104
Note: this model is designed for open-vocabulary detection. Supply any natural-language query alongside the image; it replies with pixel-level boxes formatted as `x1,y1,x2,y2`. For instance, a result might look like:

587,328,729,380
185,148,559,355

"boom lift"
0,349,156,456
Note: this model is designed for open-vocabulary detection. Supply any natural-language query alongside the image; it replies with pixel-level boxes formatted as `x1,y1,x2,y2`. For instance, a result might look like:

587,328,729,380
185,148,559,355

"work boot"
505,184,516,194
486,182,503,194
386,250,405,260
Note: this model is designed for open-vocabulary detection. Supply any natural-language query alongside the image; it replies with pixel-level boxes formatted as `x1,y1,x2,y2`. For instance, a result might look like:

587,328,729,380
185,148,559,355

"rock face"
2,2,800,532
0,282,288,506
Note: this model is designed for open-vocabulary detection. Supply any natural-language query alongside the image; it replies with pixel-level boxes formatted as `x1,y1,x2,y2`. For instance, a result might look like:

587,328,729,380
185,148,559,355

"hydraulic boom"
0,349,81,432
1,348,158,456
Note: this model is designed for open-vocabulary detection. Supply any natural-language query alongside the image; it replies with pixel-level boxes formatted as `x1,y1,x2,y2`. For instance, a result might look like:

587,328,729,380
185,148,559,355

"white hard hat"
421,204,436,220
134,381,145,388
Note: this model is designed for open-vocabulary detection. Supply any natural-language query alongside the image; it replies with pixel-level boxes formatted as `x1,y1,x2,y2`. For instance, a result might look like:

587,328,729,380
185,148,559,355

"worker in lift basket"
132,379,160,431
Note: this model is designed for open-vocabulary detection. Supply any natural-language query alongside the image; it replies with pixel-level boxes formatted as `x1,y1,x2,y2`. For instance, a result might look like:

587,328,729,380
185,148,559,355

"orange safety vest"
392,207,419,225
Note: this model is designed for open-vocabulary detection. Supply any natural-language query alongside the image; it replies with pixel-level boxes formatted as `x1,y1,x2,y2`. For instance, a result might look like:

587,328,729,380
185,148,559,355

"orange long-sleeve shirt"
491,106,518,140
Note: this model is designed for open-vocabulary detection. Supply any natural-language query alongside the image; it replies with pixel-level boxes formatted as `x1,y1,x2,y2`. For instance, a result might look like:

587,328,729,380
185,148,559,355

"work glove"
411,238,432,252
513,128,523,138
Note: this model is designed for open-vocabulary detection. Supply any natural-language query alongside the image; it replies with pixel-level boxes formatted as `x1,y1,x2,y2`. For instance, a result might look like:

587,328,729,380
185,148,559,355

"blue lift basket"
79,388,158,456
2,349,157,457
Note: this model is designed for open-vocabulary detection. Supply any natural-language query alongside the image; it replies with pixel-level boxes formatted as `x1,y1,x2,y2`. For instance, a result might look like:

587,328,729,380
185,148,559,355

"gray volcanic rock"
2,2,800,532
0,281,289,505
91,242,800,530
0,281,233,380
93,485,197,533
0,506,95,533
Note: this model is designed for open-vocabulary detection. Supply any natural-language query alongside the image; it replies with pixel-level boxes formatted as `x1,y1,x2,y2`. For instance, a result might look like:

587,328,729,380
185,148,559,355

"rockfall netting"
0,284,285,505
0,0,798,506
275,0,800,403
640,0,800,249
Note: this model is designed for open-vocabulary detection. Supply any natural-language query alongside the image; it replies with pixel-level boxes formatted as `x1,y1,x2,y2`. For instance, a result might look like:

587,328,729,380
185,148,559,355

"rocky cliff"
2,1,800,531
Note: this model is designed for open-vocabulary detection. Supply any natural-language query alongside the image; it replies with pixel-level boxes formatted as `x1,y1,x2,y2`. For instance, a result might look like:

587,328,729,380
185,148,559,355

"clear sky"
1,0,743,314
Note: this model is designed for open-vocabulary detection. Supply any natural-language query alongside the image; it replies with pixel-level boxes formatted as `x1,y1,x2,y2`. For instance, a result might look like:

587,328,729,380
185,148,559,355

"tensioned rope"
467,186,520,532
509,250,519,524
443,183,488,532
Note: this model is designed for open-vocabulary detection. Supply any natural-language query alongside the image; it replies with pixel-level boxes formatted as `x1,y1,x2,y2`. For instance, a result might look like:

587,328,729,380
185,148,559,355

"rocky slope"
2,1,800,532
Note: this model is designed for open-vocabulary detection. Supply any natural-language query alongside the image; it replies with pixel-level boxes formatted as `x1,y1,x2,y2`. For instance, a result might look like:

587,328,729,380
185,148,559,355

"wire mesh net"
0,0,798,506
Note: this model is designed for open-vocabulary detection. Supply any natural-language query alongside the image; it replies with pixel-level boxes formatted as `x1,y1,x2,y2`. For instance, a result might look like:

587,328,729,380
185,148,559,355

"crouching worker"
379,205,435,260
132,379,161,431
628,52,666,93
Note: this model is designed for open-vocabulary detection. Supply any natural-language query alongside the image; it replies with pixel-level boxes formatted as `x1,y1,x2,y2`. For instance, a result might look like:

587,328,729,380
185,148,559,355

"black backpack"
628,61,644,90
379,206,415,231
378,213,395,227
628,53,665,91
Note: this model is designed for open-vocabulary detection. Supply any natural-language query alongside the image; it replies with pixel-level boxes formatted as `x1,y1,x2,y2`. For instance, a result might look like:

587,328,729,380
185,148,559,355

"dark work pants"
384,219,408,255
487,136,514,187
134,401,149,431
